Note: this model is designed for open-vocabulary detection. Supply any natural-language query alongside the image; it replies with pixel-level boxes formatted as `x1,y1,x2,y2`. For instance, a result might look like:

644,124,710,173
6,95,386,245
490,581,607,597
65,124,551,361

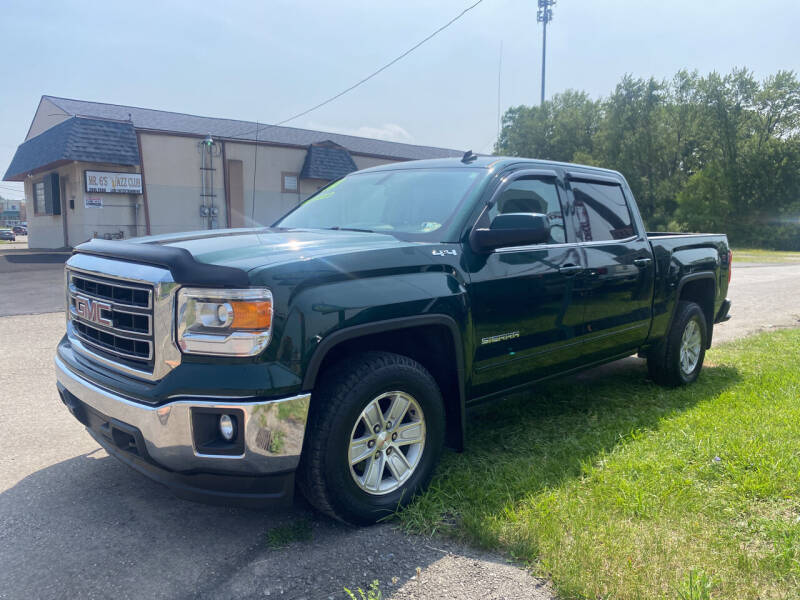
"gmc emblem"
74,295,113,327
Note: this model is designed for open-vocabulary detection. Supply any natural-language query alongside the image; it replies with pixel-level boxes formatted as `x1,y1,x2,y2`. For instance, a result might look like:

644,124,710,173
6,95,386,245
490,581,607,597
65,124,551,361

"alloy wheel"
679,318,702,375
348,391,426,495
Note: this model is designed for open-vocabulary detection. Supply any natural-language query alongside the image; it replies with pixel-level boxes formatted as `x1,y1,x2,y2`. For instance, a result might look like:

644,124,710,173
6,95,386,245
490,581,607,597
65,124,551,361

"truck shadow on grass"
401,358,742,547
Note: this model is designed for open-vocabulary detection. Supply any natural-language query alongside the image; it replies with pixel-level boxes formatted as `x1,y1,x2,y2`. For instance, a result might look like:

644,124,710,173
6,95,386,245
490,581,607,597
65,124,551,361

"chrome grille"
70,274,151,308
67,271,154,367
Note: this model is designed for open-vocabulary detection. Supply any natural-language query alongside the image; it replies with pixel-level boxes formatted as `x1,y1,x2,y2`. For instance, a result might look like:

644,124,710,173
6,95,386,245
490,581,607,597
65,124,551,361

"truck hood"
142,228,426,272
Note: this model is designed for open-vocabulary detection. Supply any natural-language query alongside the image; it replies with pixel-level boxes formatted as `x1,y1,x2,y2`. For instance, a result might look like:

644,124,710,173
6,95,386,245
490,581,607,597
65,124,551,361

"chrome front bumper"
55,355,310,476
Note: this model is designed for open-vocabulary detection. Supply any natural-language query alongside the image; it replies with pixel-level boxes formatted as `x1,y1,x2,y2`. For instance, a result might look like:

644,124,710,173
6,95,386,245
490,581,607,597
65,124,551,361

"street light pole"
537,0,555,105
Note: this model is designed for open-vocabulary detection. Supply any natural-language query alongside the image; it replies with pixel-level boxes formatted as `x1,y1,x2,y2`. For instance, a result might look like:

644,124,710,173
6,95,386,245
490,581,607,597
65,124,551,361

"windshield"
275,167,486,241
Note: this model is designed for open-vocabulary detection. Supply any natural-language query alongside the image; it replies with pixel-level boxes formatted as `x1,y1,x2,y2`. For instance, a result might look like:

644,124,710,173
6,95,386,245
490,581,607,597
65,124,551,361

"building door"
226,159,244,228
58,174,68,247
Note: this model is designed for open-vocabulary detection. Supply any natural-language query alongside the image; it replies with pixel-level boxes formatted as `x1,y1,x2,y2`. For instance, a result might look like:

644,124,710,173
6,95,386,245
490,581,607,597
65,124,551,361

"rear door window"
571,181,635,242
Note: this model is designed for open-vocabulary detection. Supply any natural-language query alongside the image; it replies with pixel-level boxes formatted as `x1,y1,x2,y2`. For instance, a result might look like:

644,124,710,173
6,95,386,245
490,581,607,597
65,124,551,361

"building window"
32,173,61,216
282,172,299,193
34,182,46,215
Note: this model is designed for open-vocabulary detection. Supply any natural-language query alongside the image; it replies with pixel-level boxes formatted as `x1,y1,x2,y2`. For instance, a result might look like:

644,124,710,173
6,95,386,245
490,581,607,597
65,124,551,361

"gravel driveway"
1,261,798,599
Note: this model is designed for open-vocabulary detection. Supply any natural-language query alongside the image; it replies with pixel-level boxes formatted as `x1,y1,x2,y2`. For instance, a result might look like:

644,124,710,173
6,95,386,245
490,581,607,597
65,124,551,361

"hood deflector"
73,239,250,287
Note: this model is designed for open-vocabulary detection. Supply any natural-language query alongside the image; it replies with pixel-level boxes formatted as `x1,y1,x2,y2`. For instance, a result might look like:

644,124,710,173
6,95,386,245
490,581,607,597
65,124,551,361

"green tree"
595,75,670,227
495,68,800,249
677,69,800,248
496,90,600,163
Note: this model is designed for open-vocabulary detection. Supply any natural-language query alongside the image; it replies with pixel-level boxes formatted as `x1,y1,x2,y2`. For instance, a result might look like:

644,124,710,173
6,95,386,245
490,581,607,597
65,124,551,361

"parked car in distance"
12,225,27,235
55,155,732,525
0,229,16,241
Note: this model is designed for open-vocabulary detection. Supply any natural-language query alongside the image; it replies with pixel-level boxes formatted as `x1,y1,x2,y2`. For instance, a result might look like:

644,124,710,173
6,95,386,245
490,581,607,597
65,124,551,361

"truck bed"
646,231,729,256
645,231,731,344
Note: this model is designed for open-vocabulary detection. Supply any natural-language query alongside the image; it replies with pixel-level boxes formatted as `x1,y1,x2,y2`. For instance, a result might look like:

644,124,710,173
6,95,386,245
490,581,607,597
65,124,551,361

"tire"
647,301,708,387
298,351,445,525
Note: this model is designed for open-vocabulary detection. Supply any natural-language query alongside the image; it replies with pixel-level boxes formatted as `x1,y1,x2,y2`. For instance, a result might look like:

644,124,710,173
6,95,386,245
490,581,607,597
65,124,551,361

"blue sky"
1,0,798,201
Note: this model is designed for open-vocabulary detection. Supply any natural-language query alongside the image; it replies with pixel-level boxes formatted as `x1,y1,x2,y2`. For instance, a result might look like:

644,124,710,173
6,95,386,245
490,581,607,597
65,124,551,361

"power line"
0,0,488,194
118,1,487,148
274,0,487,125
210,0,487,189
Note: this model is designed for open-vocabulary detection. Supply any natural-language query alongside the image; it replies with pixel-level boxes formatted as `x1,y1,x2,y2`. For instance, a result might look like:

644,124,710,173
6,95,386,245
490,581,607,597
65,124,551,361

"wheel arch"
303,315,467,451
673,272,716,347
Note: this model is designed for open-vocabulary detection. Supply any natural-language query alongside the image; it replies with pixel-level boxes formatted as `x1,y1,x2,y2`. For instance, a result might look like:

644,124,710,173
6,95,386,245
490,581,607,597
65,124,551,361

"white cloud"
304,122,414,144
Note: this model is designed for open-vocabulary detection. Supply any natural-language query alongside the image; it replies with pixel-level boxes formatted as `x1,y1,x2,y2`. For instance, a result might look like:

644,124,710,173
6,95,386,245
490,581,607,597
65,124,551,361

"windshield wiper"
321,226,375,233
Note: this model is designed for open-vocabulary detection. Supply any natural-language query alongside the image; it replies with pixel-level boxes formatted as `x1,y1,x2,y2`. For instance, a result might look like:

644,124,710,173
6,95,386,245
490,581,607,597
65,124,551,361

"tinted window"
488,177,565,244
571,181,634,242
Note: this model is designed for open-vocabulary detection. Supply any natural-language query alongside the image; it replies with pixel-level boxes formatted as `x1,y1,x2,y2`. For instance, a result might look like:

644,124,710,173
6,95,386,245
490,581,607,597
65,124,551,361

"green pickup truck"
56,155,732,524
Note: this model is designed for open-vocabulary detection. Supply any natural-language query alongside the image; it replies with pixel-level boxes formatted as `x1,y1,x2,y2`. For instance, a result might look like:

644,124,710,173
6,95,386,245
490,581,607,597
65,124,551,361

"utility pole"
537,0,555,105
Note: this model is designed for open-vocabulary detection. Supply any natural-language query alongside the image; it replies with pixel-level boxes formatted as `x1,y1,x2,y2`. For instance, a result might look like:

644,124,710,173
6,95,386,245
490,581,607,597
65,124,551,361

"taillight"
727,250,732,284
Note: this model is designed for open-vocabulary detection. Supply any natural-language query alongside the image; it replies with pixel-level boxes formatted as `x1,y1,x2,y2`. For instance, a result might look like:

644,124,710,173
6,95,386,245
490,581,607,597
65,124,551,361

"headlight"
176,288,273,356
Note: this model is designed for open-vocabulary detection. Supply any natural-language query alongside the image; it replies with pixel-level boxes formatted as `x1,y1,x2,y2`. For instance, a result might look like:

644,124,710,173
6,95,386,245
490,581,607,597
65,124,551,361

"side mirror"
469,213,550,253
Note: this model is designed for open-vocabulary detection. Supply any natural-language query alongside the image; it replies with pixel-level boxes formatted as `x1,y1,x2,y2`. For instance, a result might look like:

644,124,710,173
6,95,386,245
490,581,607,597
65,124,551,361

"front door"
466,171,585,400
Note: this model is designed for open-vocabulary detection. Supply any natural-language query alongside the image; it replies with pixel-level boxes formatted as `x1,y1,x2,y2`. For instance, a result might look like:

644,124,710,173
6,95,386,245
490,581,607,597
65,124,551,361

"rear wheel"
647,301,708,386
298,351,445,524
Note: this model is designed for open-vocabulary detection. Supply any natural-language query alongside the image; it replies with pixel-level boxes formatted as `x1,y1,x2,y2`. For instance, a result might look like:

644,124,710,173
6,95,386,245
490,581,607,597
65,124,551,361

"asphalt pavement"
1,248,798,599
713,261,800,343
0,245,70,316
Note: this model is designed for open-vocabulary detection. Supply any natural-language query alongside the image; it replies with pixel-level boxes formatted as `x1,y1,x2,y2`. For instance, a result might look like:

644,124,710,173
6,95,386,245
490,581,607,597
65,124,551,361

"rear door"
567,173,655,360
466,169,585,399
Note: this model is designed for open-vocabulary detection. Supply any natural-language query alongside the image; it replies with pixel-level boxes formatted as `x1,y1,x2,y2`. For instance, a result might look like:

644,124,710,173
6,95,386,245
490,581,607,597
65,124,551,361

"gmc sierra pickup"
56,155,732,524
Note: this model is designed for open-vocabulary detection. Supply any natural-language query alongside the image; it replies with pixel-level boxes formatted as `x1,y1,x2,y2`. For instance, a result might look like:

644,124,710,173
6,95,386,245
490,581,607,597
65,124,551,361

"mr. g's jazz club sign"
85,171,142,194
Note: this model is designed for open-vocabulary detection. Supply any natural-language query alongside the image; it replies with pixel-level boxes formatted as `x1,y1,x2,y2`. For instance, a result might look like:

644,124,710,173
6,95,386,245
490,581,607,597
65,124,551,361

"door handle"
633,257,652,267
558,264,583,276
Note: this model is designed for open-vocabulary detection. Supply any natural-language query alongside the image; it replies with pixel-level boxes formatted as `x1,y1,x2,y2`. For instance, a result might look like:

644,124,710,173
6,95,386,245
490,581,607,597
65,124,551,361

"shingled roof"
4,117,139,181
39,95,463,161
300,141,358,180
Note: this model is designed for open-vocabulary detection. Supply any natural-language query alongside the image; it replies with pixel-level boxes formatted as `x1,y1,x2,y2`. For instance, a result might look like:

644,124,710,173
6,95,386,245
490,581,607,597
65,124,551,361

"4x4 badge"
432,249,457,256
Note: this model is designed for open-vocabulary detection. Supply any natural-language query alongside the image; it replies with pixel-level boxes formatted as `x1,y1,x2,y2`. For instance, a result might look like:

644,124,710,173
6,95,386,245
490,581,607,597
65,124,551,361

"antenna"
497,41,503,146
461,150,478,163
537,0,556,105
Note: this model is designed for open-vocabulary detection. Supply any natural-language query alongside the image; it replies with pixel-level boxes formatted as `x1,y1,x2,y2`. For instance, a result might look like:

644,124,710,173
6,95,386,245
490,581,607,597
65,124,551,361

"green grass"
344,580,383,600
268,429,286,453
400,329,800,599
265,518,312,549
732,248,800,263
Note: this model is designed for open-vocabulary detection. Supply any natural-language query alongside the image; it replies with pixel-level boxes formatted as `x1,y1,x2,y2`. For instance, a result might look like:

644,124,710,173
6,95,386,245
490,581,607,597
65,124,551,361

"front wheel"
647,301,708,386
298,351,445,525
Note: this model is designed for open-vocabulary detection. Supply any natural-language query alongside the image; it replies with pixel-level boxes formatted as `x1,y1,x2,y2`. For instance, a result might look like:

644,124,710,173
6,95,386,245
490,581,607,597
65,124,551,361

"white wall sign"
85,171,142,194
85,196,103,208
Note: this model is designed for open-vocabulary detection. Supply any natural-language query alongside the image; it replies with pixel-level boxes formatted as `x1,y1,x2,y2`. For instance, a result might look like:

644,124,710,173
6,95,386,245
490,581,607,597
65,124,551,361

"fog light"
219,414,235,441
